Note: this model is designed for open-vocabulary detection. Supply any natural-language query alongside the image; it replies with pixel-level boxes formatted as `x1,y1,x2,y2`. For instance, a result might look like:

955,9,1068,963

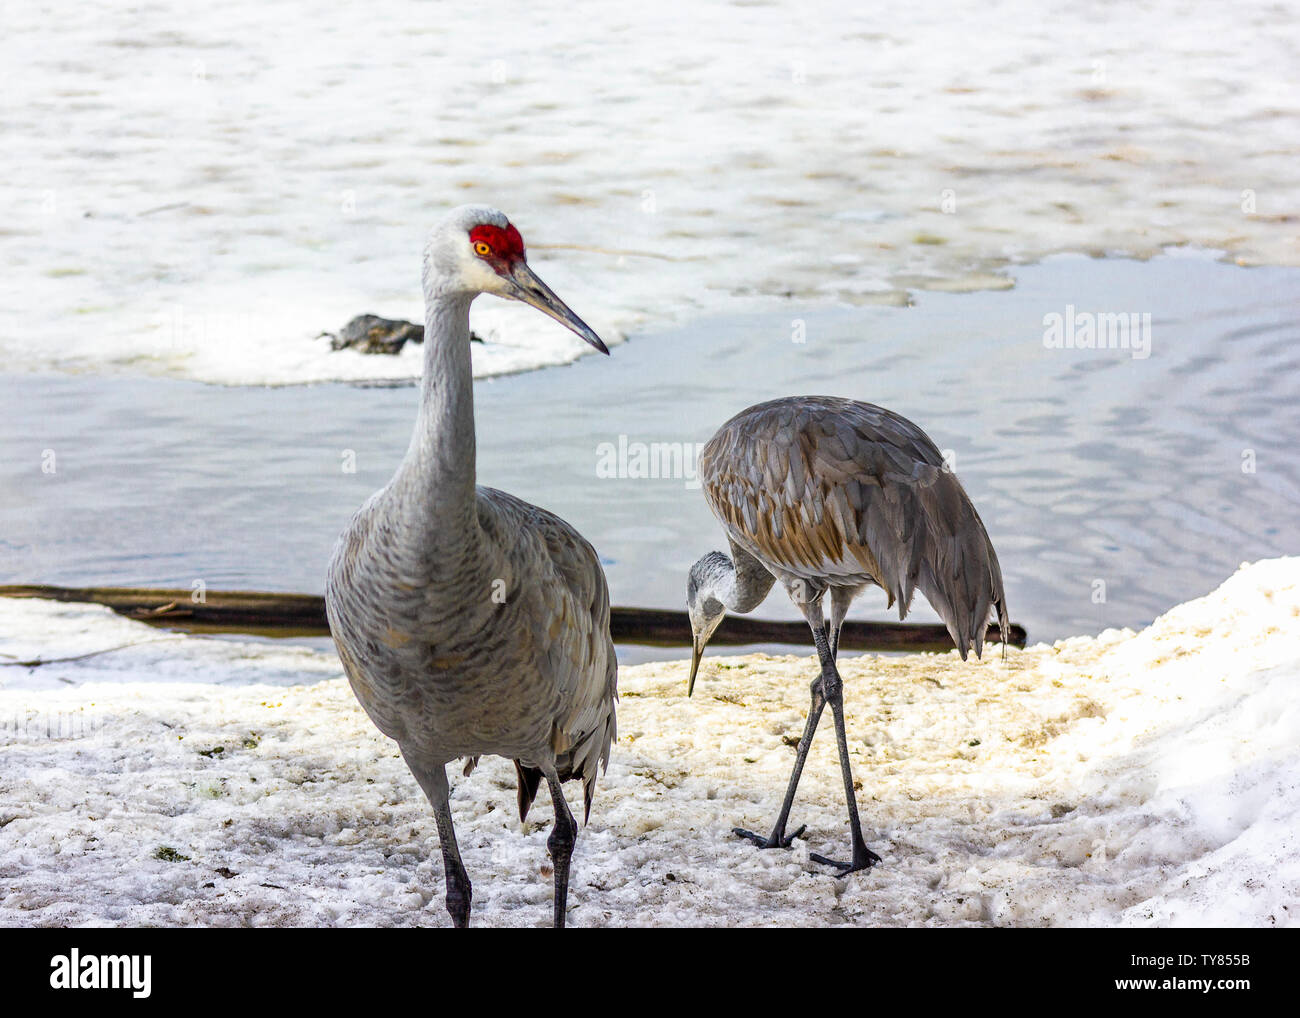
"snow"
3,0,1299,385
1,559,1297,927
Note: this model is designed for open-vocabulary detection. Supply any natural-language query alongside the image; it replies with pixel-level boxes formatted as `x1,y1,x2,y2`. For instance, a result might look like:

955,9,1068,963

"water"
2,1,1298,385
3,253,1297,662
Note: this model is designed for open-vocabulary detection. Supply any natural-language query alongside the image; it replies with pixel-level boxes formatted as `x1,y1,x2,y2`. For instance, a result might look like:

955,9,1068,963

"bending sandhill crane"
326,205,617,928
687,396,1007,875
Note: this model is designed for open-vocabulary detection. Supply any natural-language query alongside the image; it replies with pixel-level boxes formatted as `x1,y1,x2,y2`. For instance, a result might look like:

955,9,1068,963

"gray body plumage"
326,483,616,802
324,205,616,926
699,395,1008,656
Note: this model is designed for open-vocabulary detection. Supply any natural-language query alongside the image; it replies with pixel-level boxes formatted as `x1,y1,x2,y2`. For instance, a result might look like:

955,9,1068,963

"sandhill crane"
325,205,617,928
686,396,1008,875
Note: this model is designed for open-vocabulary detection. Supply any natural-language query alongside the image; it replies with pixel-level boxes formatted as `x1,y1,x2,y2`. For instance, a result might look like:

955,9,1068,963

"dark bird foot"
732,825,807,850
808,844,883,878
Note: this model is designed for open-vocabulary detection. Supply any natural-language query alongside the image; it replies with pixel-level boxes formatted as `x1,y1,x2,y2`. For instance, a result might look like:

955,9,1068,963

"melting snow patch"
1,559,1297,926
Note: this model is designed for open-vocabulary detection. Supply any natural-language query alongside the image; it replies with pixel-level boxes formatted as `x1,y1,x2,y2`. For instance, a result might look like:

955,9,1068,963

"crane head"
686,552,730,696
427,205,608,353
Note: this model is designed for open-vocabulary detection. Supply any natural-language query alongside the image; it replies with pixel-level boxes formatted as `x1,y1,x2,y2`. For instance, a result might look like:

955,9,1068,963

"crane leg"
735,593,836,853
805,625,882,877
543,767,578,929
733,675,823,850
402,750,472,928
828,584,858,661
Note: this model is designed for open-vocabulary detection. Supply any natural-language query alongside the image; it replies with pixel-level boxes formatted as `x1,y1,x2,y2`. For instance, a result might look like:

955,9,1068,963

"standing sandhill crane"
687,396,1007,876
325,205,617,928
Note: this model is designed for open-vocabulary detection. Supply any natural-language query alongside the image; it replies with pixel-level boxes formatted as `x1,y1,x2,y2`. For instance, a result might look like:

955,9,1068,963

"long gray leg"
735,589,829,853
827,584,860,662
401,749,472,928
543,767,578,929
805,624,882,876
734,675,824,849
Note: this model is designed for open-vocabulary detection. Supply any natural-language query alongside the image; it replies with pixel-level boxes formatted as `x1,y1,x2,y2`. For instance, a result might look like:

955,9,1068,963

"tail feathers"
910,479,1008,662
554,701,616,826
513,761,543,822
516,705,615,826
558,731,608,825
918,558,1008,661
513,759,599,825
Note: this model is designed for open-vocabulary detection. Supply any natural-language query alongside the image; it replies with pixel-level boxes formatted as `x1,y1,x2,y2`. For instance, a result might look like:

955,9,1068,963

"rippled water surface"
3,254,1296,660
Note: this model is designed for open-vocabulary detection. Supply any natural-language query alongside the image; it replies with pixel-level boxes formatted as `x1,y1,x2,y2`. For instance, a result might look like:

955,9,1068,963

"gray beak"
688,638,703,698
507,262,609,354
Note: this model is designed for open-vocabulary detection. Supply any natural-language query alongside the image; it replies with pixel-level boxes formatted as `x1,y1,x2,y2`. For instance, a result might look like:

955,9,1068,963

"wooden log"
609,606,1025,652
0,584,1026,651
0,585,329,638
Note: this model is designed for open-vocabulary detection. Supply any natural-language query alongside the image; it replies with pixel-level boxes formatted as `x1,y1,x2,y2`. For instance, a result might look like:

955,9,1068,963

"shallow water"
2,253,1297,663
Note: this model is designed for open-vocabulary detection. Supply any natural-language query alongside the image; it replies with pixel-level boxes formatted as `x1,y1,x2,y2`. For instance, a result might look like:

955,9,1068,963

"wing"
480,488,617,821
699,396,1008,659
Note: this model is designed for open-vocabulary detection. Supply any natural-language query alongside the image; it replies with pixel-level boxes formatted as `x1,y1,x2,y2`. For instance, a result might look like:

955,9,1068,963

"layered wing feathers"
700,396,1008,658
481,489,617,820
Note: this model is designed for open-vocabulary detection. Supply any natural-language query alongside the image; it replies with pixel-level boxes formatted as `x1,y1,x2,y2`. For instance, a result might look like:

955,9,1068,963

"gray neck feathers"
393,284,480,557
696,546,775,615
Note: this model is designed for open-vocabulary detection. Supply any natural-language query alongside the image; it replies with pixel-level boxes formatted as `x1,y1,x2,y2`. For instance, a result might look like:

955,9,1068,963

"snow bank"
1,559,1297,927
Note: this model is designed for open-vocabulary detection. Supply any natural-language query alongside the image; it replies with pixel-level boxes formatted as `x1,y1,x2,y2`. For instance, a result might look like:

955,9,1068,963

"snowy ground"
1,559,1297,927
3,1,1298,384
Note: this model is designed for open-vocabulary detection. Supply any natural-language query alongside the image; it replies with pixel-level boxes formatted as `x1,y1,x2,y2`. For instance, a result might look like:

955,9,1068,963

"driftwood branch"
0,636,183,668
0,584,1026,652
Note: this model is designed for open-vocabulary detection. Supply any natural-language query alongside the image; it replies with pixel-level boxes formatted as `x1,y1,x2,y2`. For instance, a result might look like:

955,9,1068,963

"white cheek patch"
461,248,509,293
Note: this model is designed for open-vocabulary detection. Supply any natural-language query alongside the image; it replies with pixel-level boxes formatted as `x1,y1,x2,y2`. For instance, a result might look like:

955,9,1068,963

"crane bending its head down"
423,204,607,353
684,395,1008,876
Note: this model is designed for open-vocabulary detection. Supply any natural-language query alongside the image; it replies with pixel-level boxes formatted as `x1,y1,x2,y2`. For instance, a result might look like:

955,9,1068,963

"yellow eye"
473,241,491,256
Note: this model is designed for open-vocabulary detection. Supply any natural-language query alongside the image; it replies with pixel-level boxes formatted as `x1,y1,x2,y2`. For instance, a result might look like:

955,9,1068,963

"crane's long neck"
701,545,776,615
396,288,480,544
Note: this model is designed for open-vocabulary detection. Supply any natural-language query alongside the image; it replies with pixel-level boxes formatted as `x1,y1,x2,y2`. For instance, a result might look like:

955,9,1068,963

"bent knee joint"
547,823,575,859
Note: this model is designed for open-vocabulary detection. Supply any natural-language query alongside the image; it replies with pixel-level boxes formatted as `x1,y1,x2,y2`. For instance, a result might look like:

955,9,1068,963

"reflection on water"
1,254,1297,662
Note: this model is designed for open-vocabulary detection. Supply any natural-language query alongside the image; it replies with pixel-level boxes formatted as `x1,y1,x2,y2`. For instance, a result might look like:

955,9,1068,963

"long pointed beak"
507,262,608,354
688,639,703,698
